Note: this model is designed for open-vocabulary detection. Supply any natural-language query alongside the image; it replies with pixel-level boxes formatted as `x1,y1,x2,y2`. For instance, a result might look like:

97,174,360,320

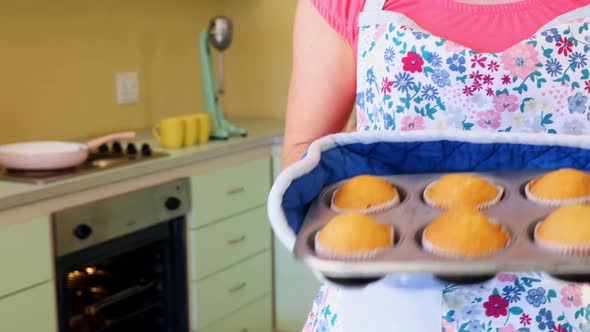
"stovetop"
0,141,168,185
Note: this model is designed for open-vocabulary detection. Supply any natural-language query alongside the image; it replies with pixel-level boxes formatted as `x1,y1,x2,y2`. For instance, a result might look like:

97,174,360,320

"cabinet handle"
228,282,247,293
226,186,245,195
227,235,246,245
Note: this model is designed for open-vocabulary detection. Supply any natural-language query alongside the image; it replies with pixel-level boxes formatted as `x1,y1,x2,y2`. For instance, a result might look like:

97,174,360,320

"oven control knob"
74,224,92,240
165,197,181,210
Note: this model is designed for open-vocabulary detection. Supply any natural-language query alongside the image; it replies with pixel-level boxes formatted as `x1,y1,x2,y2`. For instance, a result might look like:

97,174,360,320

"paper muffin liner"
525,179,590,207
534,222,590,256
330,187,400,214
422,180,504,210
421,219,510,259
314,226,394,260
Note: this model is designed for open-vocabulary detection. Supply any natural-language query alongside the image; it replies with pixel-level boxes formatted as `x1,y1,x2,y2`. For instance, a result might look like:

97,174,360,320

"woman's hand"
282,0,357,170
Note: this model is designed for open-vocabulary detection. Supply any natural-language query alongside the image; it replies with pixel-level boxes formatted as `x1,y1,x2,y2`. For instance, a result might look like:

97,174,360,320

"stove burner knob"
141,143,152,156
165,197,181,210
126,143,137,155
98,143,109,153
112,141,123,154
74,224,93,240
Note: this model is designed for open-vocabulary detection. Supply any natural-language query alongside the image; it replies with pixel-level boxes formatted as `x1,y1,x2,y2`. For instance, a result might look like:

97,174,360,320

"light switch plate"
116,72,139,105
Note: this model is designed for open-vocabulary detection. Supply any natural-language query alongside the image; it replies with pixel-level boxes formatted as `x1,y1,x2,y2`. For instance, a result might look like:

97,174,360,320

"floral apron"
303,1,590,331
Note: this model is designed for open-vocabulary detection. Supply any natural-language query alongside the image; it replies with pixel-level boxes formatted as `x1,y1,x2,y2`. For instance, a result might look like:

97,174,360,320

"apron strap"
363,0,387,11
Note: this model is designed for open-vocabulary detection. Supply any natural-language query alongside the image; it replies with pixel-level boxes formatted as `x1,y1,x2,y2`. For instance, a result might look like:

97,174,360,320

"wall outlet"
116,72,139,105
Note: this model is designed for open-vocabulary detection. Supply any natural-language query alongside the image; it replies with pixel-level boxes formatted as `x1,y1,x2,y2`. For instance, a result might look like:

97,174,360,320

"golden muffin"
315,213,394,259
331,175,399,213
526,168,590,205
535,205,590,255
423,173,502,209
422,205,510,258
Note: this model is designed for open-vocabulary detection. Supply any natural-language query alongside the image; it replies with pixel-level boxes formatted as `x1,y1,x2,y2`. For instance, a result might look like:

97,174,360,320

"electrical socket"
116,72,139,105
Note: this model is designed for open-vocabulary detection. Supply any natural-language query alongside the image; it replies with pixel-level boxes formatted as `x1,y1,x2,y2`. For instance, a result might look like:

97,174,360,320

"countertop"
0,118,284,212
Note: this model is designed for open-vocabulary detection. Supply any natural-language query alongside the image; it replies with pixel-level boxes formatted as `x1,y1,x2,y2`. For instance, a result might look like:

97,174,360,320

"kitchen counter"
0,118,284,213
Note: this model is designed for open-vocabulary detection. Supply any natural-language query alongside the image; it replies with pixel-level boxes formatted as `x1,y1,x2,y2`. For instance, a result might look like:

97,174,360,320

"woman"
282,0,590,331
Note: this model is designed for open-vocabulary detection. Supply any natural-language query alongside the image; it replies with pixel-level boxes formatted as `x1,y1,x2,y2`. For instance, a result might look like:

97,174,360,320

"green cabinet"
0,216,52,297
189,157,273,332
0,216,56,332
272,149,321,332
192,251,272,330
190,158,271,227
199,295,272,332
274,240,320,332
190,206,271,280
0,282,56,332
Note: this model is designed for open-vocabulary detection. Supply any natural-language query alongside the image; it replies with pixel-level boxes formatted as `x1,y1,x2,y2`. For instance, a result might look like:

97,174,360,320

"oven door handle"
85,282,156,315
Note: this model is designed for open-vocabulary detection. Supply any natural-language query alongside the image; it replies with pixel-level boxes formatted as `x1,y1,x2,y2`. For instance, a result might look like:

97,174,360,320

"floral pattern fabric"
303,12,590,332
303,283,343,332
355,19,590,134
442,273,590,332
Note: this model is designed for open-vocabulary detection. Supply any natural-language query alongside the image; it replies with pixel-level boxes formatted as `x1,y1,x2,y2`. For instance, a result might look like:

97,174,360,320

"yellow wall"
220,0,296,119
0,0,294,144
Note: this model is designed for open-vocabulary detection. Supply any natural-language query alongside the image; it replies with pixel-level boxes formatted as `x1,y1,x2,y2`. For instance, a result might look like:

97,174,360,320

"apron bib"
304,1,590,331
355,2,590,134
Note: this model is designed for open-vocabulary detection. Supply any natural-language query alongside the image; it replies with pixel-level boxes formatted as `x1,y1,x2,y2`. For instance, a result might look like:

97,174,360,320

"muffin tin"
293,170,590,284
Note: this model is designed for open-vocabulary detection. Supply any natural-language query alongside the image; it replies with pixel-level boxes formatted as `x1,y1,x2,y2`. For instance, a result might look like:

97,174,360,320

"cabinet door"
0,281,56,332
198,295,272,332
274,237,320,332
0,216,52,297
271,147,321,332
190,206,271,280
190,158,271,227
192,251,272,330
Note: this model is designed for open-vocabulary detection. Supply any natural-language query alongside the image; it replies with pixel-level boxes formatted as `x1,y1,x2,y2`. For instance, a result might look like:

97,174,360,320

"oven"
53,179,190,332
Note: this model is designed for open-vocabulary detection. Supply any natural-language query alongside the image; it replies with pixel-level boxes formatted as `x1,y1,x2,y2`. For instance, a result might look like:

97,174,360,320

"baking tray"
293,170,590,284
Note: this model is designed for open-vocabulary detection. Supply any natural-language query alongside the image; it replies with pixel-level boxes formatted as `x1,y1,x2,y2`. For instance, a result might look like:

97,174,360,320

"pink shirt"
311,0,590,53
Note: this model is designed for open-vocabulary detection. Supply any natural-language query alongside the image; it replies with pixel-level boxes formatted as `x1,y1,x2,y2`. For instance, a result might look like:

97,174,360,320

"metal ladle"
208,16,233,94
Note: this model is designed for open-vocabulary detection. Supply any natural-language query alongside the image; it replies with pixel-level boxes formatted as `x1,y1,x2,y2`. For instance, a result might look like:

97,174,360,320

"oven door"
55,218,188,332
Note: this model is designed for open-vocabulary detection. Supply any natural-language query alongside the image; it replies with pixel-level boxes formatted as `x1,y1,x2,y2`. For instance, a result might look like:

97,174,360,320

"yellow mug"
153,117,184,149
194,113,211,144
180,115,199,146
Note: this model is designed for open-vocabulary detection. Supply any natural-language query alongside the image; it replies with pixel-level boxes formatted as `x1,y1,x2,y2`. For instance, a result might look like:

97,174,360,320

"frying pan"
0,131,136,171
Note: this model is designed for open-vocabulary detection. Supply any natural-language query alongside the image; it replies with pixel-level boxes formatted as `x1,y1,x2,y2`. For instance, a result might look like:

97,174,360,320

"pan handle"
86,132,137,151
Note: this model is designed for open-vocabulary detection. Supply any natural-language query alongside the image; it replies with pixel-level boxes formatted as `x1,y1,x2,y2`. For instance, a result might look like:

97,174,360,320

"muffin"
331,175,400,213
423,173,503,209
534,205,590,256
422,205,510,258
526,168,590,206
315,213,394,259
